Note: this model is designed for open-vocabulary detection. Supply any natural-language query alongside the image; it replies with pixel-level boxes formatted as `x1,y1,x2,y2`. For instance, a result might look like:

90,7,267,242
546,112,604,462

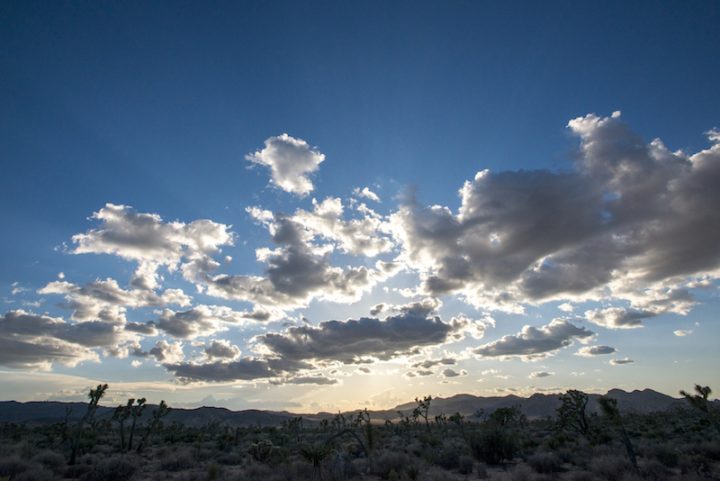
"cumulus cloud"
283,197,394,257
71,203,233,291
203,214,395,310
528,371,554,378
411,357,456,369
39,278,191,324
474,319,594,360
148,340,184,364
442,368,467,378
0,310,120,369
576,345,616,357
246,133,325,196
164,357,306,382
610,358,634,365
156,305,269,339
353,187,381,202
204,339,241,360
259,302,477,365
388,113,720,315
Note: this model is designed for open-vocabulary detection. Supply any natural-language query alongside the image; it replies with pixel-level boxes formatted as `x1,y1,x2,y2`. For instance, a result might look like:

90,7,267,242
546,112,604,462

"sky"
1,0,719,412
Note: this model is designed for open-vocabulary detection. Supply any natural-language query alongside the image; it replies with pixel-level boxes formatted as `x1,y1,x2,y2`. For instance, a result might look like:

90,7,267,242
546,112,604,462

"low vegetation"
0,386,718,480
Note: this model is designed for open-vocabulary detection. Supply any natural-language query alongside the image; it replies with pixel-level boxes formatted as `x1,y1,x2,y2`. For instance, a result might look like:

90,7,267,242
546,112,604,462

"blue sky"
1,1,719,410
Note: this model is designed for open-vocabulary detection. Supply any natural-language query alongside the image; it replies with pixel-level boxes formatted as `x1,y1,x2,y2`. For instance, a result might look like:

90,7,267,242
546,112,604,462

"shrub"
14,467,55,481
458,455,474,474
373,451,410,479
160,449,196,471
589,455,633,481
469,428,519,465
78,455,137,481
527,452,563,473
32,450,66,473
0,456,33,479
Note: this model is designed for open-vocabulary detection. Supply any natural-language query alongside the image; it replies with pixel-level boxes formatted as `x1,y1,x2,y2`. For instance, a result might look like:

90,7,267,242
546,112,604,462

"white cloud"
528,371,554,378
673,329,693,337
353,186,381,202
246,133,325,196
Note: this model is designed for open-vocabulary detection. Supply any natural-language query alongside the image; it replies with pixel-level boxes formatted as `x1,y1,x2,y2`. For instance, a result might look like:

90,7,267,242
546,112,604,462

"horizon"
2,1,720,413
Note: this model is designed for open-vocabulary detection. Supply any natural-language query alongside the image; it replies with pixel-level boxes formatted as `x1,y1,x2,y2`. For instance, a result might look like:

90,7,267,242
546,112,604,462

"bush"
0,455,33,479
373,451,410,479
32,450,66,474
160,449,196,471
469,428,519,465
589,455,633,481
14,467,55,481
527,451,563,473
79,456,137,481
458,455,474,474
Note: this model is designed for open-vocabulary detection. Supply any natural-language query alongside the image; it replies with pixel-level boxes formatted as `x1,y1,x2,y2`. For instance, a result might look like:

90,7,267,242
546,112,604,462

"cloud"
673,329,693,337
259,302,477,365
275,375,338,385
39,278,191,324
442,368,467,378
204,339,241,360
148,340,184,364
0,310,120,369
528,371,554,378
576,345,616,357
353,187,381,202
156,305,269,339
164,357,304,382
246,133,325,196
610,358,634,365
474,319,594,360
388,113,720,314
282,197,394,257
202,214,394,310
71,203,233,290
411,357,456,369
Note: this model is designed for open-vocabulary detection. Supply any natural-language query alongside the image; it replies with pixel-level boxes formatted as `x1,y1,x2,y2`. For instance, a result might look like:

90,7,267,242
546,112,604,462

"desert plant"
126,397,146,452
413,395,433,432
557,389,592,438
469,427,519,465
598,396,637,469
136,400,170,453
69,383,108,465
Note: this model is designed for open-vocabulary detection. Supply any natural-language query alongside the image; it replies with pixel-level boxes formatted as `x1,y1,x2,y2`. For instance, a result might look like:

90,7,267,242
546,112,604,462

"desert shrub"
458,454,474,474
14,467,55,481
216,450,244,465
160,449,197,471
433,443,460,470
476,463,488,479
373,451,410,479
527,451,563,473
589,455,633,481
32,450,66,473
0,455,33,479
509,464,534,481
649,443,679,467
418,466,457,481
469,428,519,465
279,459,315,481
78,455,137,481
639,459,669,481
568,471,600,481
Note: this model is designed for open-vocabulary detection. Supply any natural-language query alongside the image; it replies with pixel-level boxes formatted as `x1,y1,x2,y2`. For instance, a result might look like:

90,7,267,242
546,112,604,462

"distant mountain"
0,389,689,426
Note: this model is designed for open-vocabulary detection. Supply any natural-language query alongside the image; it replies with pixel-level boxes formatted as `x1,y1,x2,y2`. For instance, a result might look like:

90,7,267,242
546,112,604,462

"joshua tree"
300,443,331,481
412,395,432,431
598,396,637,468
136,400,171,453
112,399,133,452
449,412,466,440
127,397,147,451
557,389,592,438
69,383,108,465
680,384,719,431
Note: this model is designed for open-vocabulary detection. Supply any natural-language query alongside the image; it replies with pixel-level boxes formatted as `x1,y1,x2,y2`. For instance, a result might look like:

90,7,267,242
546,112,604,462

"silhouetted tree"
69,383,108,465
598,396,637,468
557,389,592,438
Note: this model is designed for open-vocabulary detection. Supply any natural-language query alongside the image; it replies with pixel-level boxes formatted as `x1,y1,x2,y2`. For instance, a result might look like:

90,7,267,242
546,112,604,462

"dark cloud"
204,340,241,360
389,113,720,314
259,304,463,365
474,319,594,360
576,345,616,356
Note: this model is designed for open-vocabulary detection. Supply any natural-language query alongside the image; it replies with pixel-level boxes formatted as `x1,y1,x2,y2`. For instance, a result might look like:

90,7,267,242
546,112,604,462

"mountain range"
0,388,693,427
